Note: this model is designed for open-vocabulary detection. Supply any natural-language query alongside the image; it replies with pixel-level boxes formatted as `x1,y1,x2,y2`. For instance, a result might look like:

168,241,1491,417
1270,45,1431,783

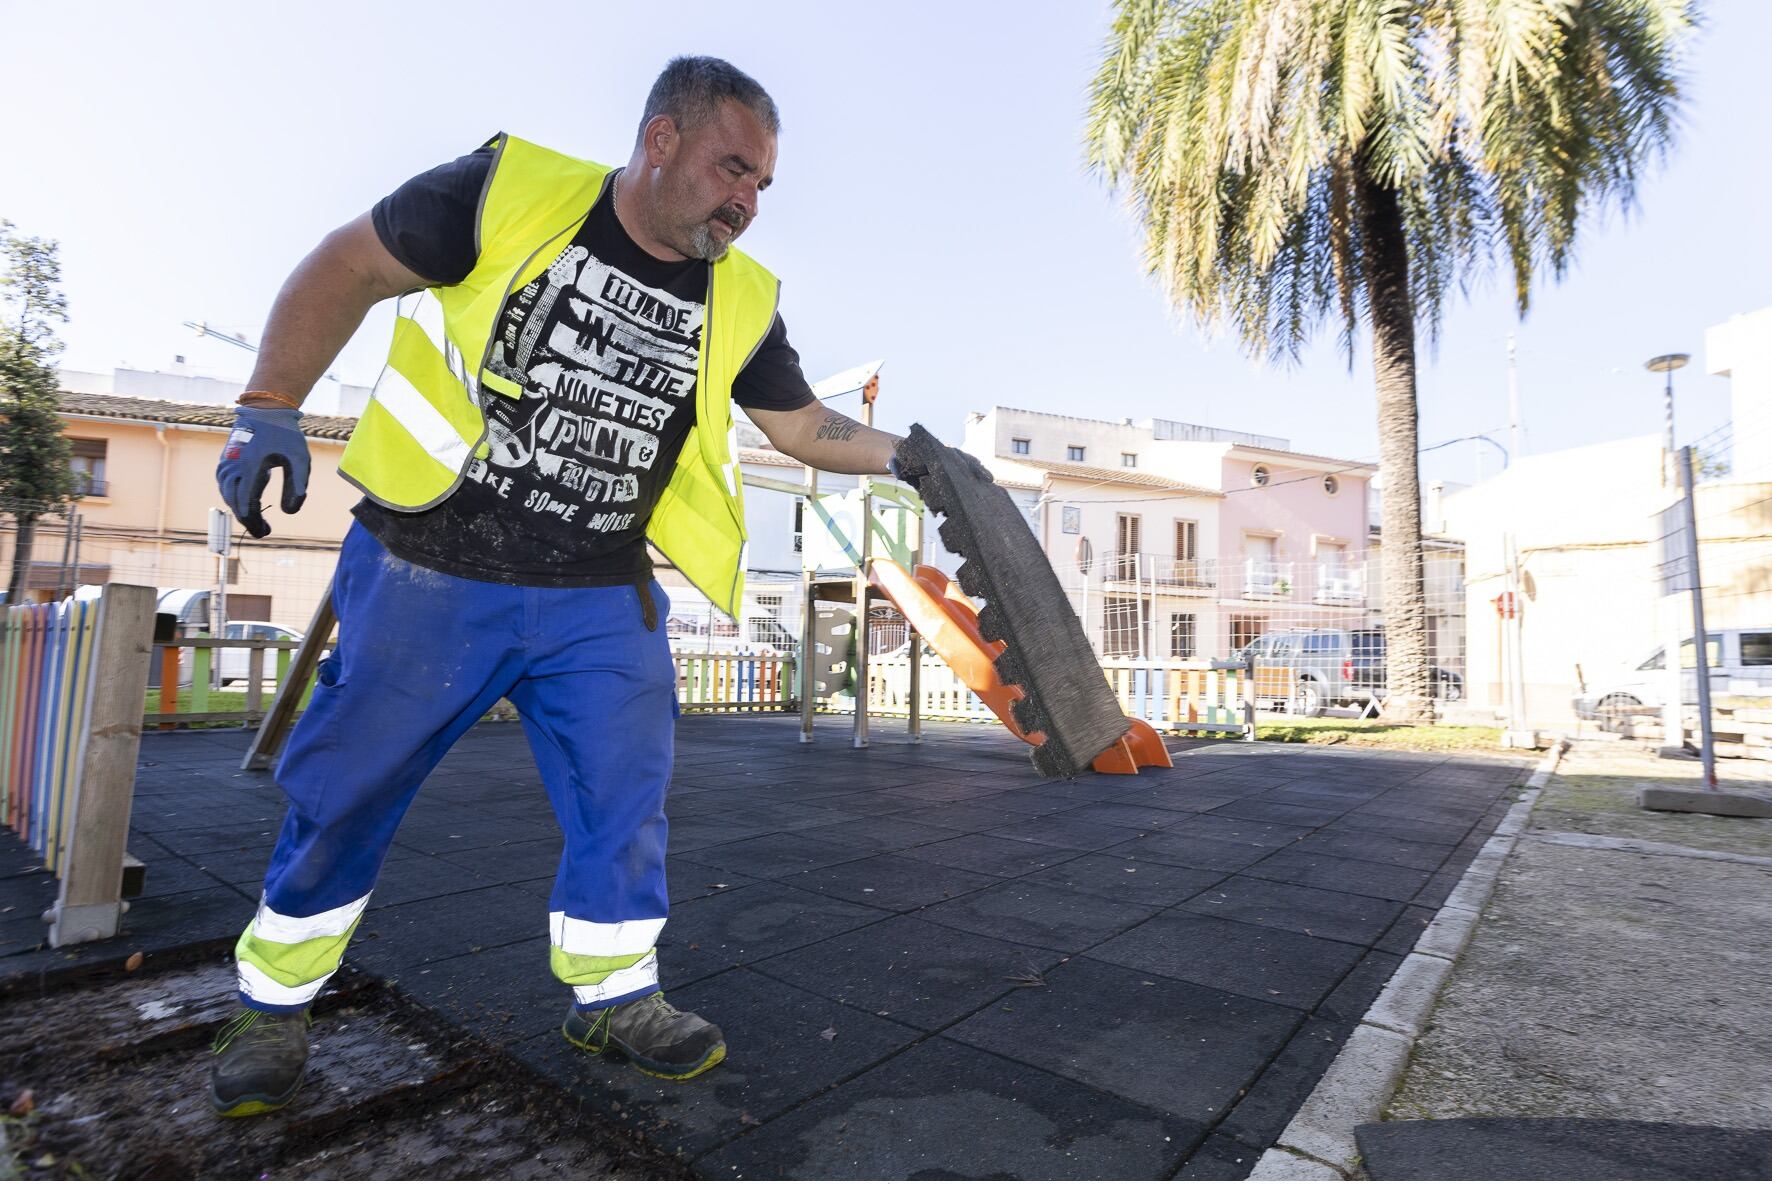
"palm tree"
1086,0,1693,722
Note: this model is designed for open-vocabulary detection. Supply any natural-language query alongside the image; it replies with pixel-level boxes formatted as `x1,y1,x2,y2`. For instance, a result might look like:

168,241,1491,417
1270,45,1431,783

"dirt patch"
0,957,685,1179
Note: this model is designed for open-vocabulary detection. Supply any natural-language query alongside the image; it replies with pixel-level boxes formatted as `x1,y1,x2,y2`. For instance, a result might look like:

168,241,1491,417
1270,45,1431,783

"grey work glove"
217,404,309,538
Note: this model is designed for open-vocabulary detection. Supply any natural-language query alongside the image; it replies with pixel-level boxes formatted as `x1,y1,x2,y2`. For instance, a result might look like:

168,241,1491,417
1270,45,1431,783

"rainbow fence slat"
1,598,104,873
673,652,793,713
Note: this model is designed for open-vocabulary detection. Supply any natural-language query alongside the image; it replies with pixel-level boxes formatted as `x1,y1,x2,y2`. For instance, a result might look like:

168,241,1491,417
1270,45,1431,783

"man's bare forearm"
781,408,901,474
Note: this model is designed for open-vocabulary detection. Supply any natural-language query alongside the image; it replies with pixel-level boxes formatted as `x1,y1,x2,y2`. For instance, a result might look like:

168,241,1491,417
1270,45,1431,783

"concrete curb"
1249,738,1568,1179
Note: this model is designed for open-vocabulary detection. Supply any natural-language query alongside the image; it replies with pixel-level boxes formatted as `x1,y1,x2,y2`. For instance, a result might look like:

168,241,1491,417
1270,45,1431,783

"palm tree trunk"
7,512,37,606
1357,167,1432,724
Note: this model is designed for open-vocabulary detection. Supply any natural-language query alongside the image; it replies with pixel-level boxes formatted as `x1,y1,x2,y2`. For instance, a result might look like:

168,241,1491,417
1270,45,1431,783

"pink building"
957,407,1376,660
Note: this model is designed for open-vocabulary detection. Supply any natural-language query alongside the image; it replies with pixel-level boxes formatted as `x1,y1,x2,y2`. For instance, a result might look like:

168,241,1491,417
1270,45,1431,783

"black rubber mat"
1355,1118,1772,1180
892,425,1129,777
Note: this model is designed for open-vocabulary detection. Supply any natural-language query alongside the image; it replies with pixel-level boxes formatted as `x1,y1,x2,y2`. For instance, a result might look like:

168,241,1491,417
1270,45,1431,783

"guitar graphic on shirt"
512,245,589,376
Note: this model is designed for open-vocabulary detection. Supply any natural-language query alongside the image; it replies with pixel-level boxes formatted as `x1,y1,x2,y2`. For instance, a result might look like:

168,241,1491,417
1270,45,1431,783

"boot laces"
213,1007,299,1053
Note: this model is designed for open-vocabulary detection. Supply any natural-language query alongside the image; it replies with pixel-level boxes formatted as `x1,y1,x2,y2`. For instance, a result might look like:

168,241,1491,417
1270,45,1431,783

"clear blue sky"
3,1,1765,489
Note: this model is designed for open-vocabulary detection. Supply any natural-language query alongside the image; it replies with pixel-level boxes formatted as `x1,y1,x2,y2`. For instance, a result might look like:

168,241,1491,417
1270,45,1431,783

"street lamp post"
1645,352,1690,486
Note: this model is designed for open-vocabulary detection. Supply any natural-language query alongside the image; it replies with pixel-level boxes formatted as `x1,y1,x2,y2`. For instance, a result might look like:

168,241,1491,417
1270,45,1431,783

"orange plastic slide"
867,558,1171,775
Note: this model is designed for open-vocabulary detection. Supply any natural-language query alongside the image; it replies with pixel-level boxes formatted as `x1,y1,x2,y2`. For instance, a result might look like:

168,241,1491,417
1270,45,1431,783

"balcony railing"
1314,566,1366,604
1097,551,1217,590
1241,559,1293,599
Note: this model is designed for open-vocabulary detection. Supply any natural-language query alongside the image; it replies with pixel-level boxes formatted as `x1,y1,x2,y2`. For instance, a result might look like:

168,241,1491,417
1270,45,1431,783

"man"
210,57,905,1117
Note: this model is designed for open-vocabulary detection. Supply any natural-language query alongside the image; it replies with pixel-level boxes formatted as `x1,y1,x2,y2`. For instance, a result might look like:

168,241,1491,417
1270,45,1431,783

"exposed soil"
0,957,686,1180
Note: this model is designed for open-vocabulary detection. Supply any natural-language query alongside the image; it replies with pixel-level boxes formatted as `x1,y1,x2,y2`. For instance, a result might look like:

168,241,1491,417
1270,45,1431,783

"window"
1067,445,1086,462
1103,595,1147,656
1251,464,1270,487
1174,520,1198,561
68,438,107,497
1638,648,1665,672
1743,633,1772,667
1230,615,1267,652
1323,473,1340,495
1121,452,1138,468
1679,635,1722,669
1011,438,1031,455
1169,613,1196,658
792,500,804,552
1115,513,1142,578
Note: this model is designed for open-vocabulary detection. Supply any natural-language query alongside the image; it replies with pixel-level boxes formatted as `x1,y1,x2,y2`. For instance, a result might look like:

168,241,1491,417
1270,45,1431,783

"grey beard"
686,224,730,262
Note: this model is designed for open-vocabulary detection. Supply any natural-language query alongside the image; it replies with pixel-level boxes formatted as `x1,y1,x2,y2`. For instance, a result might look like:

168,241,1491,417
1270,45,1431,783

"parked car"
1236,627,1463,716
215,621,306,686
1573,627,1772,726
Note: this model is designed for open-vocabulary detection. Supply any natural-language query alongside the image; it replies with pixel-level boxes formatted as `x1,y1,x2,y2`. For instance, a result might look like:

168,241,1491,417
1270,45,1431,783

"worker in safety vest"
210,57,908,1117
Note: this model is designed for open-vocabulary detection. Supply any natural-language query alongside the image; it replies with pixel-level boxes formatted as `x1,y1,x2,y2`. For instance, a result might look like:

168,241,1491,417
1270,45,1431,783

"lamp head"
1645,353,1690,373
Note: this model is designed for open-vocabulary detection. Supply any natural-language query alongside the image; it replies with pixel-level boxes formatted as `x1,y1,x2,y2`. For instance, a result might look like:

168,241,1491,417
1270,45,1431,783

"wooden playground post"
48,583,156,947
243,578,337,772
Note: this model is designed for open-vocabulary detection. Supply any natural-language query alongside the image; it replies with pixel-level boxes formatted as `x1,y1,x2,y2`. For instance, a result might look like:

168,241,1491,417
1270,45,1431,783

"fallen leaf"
739,1111,760,1126
10,1088,35,1116
707,883,730,889
818,1026,837,1041
688,943,700,951
125,951,144,972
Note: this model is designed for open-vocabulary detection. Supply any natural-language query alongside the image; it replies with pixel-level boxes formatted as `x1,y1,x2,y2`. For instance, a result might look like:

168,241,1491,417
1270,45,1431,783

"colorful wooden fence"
674,651,795,712
0,584,157,946
1,598,101,872
866,656,1253,737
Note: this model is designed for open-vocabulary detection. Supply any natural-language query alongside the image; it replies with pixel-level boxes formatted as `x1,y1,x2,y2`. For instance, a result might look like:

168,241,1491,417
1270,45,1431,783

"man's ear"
642,114,678,168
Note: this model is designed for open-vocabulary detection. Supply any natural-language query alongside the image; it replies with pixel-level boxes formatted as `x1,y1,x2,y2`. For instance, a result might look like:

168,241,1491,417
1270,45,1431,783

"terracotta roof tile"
58,391,358,441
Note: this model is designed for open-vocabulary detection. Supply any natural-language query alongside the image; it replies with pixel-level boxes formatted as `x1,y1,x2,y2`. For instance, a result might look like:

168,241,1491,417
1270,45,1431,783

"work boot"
209,1006,311,1116
563,992,726,1080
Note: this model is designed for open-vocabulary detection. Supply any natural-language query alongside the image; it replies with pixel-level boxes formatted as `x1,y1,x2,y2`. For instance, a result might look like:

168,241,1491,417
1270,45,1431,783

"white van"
1573,628,1772,724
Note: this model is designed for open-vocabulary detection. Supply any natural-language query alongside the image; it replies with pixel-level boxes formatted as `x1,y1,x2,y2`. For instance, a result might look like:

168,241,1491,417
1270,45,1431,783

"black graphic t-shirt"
354,141,815,586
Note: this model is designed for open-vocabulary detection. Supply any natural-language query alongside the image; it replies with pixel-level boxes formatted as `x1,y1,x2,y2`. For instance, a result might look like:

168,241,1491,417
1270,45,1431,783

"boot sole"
563,1023,727,1081
210,1071,306,1118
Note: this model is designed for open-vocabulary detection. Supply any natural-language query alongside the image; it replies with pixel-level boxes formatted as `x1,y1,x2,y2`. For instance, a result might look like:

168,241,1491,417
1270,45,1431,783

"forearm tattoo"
814,411,863,442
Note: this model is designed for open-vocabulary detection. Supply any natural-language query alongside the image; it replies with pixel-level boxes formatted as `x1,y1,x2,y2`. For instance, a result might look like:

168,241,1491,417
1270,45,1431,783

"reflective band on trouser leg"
550,912,666,1008
234,892,371,1011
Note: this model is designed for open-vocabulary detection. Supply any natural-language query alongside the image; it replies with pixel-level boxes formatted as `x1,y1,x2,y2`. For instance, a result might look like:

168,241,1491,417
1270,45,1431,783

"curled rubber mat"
892,425,1129,778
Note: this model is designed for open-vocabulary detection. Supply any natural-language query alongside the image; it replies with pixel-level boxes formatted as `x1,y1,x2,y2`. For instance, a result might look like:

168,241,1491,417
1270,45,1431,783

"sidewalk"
1361,740,1772,1178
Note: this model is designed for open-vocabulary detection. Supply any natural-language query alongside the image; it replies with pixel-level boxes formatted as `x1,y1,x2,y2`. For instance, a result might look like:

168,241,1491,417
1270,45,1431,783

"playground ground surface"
1,714,1528,1179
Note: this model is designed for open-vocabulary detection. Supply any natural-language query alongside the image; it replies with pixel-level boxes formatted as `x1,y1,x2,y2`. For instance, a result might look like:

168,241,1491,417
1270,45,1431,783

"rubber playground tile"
184,844,275,885
1349,798,1487,827
131,815,283,851
968,785,1099,816
790,816,962,854
1047,799,1198,832
947,955,1299,1121
664,858,758,905
660,815,781,855
655,881,889,989
1207,797,1348,827
370,853,501,907
689,832,876,880
985,813,1148,851
1020,853,1226,908
693,1034,1200,1181
512,968,923,1162
1243,848,1434,902
110,883,254,950
1101,832,1274,874
903,833,1086,878
353,884,546,970
1375,903,1437,955
725,801,865,831
1318,812,1473,846
1177,876,1405,946
1175,1132,1259,1180
1103,784,1247,813
1412,866,1468,908
435,835,565,884
753,914,1064,1031
1088,910,1367,1011
918,879,1163,954
1216,1017,1353,1151
799,790,935,818
885,800,1040,833
783,854,997,912
393,816,561,856
383,935,565,1042
1166,813,1317,849
1288,829,1456,873
878,779,1017,804
1315,948,1404,1025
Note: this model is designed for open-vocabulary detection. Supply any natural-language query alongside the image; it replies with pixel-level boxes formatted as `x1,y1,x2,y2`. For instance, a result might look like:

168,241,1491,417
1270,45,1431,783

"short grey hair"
638,56,780,143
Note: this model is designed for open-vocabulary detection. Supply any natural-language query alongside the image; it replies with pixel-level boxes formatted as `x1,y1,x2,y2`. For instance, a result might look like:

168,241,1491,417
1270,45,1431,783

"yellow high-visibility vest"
339,133,779,617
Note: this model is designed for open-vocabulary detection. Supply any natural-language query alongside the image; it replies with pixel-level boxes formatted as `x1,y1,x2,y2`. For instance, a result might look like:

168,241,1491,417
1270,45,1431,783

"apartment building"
955,407,1379,662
